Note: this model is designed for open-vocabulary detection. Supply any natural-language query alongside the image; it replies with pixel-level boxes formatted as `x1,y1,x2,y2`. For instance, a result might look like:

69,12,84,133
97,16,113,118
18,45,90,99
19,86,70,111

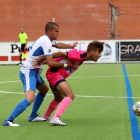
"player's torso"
24,35,52,69
48,50,86,79
61,59,84,78
19,33,27,44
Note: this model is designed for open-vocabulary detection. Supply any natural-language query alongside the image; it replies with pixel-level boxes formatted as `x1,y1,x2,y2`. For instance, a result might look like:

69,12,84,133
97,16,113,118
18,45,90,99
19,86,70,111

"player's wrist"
63,63,67,68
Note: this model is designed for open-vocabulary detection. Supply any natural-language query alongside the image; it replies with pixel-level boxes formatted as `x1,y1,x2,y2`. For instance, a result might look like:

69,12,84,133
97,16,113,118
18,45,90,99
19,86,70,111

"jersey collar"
45,35,50,39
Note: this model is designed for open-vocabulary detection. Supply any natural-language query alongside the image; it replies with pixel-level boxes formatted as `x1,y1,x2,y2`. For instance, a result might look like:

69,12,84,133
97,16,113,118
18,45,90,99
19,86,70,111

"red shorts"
46,71,66,90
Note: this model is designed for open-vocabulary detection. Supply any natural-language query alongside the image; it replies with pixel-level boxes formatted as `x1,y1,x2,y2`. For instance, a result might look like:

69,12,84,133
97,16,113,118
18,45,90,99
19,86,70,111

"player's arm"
52,51,67,58
32,52,67,67
14,37,20,43
32,56,46,67
54,41,78,49
45,55,75,69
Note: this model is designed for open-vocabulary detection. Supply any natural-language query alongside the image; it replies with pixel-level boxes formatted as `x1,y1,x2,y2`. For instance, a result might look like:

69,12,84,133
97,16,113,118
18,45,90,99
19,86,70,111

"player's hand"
71,41,78,48
32,58,44,68
67,63,77,69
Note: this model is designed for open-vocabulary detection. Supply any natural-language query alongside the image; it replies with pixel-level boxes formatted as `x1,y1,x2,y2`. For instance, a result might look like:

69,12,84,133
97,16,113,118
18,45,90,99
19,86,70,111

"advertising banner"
0,41,116,64
98,42,116,63
0,42,33,64
120,41,140,61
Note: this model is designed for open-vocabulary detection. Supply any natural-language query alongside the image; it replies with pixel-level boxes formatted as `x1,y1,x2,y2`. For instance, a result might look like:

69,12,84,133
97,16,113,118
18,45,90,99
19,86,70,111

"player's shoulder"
39,35,51,42
19,33,21,36
37,35,52,49
24,32,27,35
69,49,85,54
78,50,86,54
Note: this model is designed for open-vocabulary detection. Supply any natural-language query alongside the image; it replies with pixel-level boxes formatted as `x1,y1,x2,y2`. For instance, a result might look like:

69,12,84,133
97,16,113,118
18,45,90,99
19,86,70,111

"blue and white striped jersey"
23,35,56,70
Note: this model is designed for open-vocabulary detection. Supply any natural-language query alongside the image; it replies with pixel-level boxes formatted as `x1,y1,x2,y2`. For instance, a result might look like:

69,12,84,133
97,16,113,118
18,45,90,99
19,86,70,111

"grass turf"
0,63,138,140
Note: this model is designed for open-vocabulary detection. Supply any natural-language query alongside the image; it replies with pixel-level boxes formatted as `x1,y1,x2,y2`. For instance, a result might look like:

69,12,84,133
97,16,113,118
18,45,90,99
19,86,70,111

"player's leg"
17,44,24,65
50,81,75,126
3,68,37,126
20,44,26,64
29,75,48,122
43,88,64,120
17,49,22,65
19,51,22,64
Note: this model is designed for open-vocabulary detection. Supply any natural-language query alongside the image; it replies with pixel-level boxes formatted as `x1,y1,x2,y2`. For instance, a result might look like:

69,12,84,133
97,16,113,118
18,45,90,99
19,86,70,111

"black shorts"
19,44,26,52
50,79,66,91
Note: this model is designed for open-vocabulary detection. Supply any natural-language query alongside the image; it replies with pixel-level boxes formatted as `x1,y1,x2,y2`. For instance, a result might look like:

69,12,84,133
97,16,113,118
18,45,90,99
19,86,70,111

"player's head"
20,27,24,33
45,22,59,41
86,41,103,62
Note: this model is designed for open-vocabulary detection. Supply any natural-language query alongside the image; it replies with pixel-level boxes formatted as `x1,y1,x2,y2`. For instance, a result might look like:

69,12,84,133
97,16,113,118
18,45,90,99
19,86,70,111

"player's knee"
26,97,34,103
41,88,49,95
68,93,75,100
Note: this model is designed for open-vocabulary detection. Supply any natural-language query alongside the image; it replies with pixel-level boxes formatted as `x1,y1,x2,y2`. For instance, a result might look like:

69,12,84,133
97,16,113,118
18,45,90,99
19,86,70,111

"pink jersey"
47,49,86,79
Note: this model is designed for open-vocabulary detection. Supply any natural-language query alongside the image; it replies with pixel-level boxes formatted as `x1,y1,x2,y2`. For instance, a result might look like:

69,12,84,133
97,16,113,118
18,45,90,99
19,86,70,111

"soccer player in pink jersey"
35,41,103,126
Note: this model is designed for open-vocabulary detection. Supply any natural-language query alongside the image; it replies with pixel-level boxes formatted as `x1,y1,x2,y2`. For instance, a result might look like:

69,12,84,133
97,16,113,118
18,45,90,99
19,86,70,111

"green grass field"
0,63,139,140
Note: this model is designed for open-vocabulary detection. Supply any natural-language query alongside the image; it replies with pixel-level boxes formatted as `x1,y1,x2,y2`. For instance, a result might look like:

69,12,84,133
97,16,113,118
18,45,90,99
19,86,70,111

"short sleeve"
42,40,53,56
24,33,28,39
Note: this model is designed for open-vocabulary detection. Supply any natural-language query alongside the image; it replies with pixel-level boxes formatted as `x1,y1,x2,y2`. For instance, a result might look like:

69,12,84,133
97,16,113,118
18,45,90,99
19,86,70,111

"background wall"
109,0,140,40
0,0,139,41
0,0,110,41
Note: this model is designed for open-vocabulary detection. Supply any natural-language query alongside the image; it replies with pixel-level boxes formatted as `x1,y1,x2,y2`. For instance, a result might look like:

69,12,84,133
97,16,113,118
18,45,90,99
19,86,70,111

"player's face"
21,28,24,33
50,26,59,40
90,48,101,62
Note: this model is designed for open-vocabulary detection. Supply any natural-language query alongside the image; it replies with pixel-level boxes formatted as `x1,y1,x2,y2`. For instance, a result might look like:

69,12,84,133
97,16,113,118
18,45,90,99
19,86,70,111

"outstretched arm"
52,51,67,58
54,41,78,49
32,52,74,68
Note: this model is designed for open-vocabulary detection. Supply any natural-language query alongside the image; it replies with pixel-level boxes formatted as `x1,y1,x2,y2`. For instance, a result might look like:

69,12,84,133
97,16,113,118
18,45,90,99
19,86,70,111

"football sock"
31,92,46,117
43,99,60,118
52,97,72,120
7,98,30,121
20,55,22,63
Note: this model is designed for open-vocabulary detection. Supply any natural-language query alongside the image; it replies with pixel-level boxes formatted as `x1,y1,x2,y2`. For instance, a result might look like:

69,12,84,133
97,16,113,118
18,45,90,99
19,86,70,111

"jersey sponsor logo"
47,49,51,53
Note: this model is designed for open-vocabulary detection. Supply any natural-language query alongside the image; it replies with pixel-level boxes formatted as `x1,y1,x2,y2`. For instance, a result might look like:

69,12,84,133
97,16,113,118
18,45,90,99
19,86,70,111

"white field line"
0,91,140,99
0,80,20,84
89,75,140,78
1,75,140,84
